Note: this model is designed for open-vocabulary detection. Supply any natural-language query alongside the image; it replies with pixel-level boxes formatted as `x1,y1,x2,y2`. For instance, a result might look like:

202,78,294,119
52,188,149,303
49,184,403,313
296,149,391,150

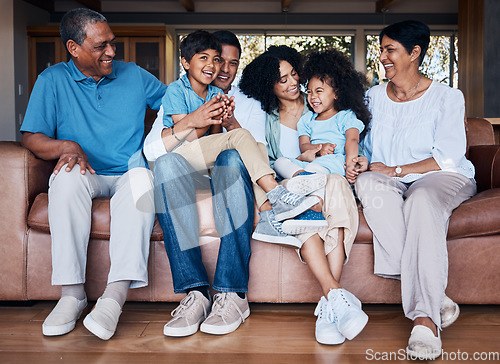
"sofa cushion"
447,188,500,239
28,188,500,242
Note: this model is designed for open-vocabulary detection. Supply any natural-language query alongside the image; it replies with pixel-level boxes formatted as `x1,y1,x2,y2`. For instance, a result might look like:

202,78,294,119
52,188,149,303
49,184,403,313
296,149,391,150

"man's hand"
22,132,95,175
54,140,95,175
187,94,226,129
221,113,242,131
220,94,236,123
319,143,336,156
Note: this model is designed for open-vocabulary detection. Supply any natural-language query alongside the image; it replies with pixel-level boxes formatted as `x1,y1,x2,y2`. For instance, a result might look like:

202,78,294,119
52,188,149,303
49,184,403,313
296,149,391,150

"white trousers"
355,171,476,327
48,165,155,289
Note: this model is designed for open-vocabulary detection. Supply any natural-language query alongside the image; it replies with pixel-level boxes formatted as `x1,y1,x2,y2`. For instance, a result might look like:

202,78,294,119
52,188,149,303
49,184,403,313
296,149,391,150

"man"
21,8,166,340
144,30,271,337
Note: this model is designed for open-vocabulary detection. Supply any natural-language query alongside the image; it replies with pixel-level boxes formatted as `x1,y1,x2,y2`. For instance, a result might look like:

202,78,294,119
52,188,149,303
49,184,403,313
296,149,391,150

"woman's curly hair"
239,45,303,114
302,49,371,139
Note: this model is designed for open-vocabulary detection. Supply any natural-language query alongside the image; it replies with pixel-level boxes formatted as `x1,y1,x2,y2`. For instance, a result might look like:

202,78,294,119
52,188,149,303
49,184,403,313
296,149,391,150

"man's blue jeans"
154,150,253,294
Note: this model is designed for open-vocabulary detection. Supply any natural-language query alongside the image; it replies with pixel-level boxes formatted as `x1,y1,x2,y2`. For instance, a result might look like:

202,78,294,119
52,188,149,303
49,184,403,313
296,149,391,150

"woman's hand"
368,162,396,176
319,143,336,156
345,156,368,184
297,144,322,162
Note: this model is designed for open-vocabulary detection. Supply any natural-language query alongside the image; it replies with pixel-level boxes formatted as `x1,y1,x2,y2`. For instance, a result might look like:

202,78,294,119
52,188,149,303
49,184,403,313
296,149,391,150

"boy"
160,30,324,243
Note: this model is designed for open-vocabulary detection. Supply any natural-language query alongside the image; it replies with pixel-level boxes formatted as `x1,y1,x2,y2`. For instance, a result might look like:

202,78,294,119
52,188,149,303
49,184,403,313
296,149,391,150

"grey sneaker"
83,297,122,340
267,185,320,221
327,288,368,340
200,292,250,335
42,296,88,336
252,210,303,248
286,172,327,196
163,290,211,337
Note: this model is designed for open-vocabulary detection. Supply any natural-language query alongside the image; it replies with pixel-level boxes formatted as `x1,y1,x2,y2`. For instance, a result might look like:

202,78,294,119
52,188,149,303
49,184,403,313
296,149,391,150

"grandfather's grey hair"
60,8,107,47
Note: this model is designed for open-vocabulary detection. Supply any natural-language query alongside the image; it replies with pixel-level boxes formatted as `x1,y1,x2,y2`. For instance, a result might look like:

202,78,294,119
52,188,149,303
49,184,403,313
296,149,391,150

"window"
177,32,352,85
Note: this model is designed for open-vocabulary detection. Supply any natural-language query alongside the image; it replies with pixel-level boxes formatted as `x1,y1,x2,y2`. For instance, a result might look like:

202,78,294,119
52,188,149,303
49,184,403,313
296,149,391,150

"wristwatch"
395,165,402,176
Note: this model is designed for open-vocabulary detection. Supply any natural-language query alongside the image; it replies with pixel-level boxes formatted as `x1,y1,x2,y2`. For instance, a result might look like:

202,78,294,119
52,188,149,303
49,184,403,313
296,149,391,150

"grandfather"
21,8,166,340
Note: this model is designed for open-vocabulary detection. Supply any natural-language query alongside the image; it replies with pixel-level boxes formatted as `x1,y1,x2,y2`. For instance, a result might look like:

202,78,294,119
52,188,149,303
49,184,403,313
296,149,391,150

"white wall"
13,0,50,141
0,0,15,141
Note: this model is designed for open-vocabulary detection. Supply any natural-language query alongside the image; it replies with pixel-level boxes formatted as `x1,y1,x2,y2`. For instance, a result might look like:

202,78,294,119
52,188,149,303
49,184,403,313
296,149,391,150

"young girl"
239,45,369,346
275,49,370,184
274,49,371,234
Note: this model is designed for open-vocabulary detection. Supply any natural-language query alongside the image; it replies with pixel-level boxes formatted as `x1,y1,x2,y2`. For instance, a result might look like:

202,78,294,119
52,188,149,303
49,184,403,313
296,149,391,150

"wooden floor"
0,301,499,363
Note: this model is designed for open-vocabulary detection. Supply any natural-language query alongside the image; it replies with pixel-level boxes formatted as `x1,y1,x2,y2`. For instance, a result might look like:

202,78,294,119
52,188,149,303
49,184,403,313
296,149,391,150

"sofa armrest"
468,144,500,192
0,141,55,300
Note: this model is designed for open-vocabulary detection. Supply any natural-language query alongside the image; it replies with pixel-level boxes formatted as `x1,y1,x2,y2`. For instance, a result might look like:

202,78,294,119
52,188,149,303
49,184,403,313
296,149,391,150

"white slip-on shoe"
163,290,211,337
83,297,122,340
42,296,88,336
441,295,460,328
406,325,442,360
200,292,250,335
314,296,345,345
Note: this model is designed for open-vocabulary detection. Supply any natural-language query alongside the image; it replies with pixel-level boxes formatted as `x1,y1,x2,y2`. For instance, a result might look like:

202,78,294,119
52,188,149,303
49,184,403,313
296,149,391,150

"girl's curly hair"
239,45,303,114
302,49,371,139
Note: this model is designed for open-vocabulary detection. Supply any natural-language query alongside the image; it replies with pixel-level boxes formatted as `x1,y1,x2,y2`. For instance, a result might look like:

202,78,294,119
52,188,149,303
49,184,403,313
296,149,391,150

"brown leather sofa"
1,118,499,304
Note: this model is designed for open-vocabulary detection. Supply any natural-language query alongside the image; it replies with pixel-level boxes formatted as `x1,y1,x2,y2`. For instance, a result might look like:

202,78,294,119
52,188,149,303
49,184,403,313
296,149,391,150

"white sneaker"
327,288,368,340
42,296,87,336
83,297,122,340
441,295,460,328
314,296,345,345
286,173,327,196
200,292,250,335
406,325,442,360
163,290,211,337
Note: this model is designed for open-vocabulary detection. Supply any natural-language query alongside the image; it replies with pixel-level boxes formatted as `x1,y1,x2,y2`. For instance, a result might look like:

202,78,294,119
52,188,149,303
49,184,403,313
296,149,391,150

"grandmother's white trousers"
355,171,476,328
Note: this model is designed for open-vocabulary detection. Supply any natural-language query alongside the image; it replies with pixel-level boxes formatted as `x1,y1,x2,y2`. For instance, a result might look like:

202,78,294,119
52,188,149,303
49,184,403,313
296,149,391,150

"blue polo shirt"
21,59,167,175
162,74,223,127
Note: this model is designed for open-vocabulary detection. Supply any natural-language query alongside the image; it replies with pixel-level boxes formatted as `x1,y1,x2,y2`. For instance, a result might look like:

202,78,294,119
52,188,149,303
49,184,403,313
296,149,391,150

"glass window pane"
265,35,352,58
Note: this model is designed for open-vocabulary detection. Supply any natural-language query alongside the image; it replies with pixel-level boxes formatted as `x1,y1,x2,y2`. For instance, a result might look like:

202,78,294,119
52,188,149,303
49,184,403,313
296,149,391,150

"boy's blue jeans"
154,150,253,294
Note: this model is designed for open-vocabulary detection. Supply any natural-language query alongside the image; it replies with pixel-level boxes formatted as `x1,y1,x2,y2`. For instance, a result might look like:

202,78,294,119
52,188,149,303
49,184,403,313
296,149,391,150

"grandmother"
355,20,476,360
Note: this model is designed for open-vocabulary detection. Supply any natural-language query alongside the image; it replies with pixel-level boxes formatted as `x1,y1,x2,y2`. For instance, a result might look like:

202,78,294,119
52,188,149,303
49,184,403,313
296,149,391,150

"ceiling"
24,0,458,14
22,0,459,28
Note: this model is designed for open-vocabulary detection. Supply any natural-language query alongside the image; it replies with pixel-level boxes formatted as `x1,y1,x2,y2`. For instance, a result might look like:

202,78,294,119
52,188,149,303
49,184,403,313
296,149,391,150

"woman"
238,45,368,346
355,21,476,360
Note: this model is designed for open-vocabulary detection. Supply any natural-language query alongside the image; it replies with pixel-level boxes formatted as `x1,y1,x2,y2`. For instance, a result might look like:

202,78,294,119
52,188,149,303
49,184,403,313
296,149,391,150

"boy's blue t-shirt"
21,59,166,175
297,109,365,156
162,74,223,128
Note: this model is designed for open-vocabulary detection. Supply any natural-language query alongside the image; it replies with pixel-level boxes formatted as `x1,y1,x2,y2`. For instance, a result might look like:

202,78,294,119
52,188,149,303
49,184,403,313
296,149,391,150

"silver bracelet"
171,124,183,143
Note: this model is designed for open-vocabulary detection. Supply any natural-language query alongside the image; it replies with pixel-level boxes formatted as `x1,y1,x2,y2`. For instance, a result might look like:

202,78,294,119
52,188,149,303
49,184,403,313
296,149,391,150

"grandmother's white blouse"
362,81,475,183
